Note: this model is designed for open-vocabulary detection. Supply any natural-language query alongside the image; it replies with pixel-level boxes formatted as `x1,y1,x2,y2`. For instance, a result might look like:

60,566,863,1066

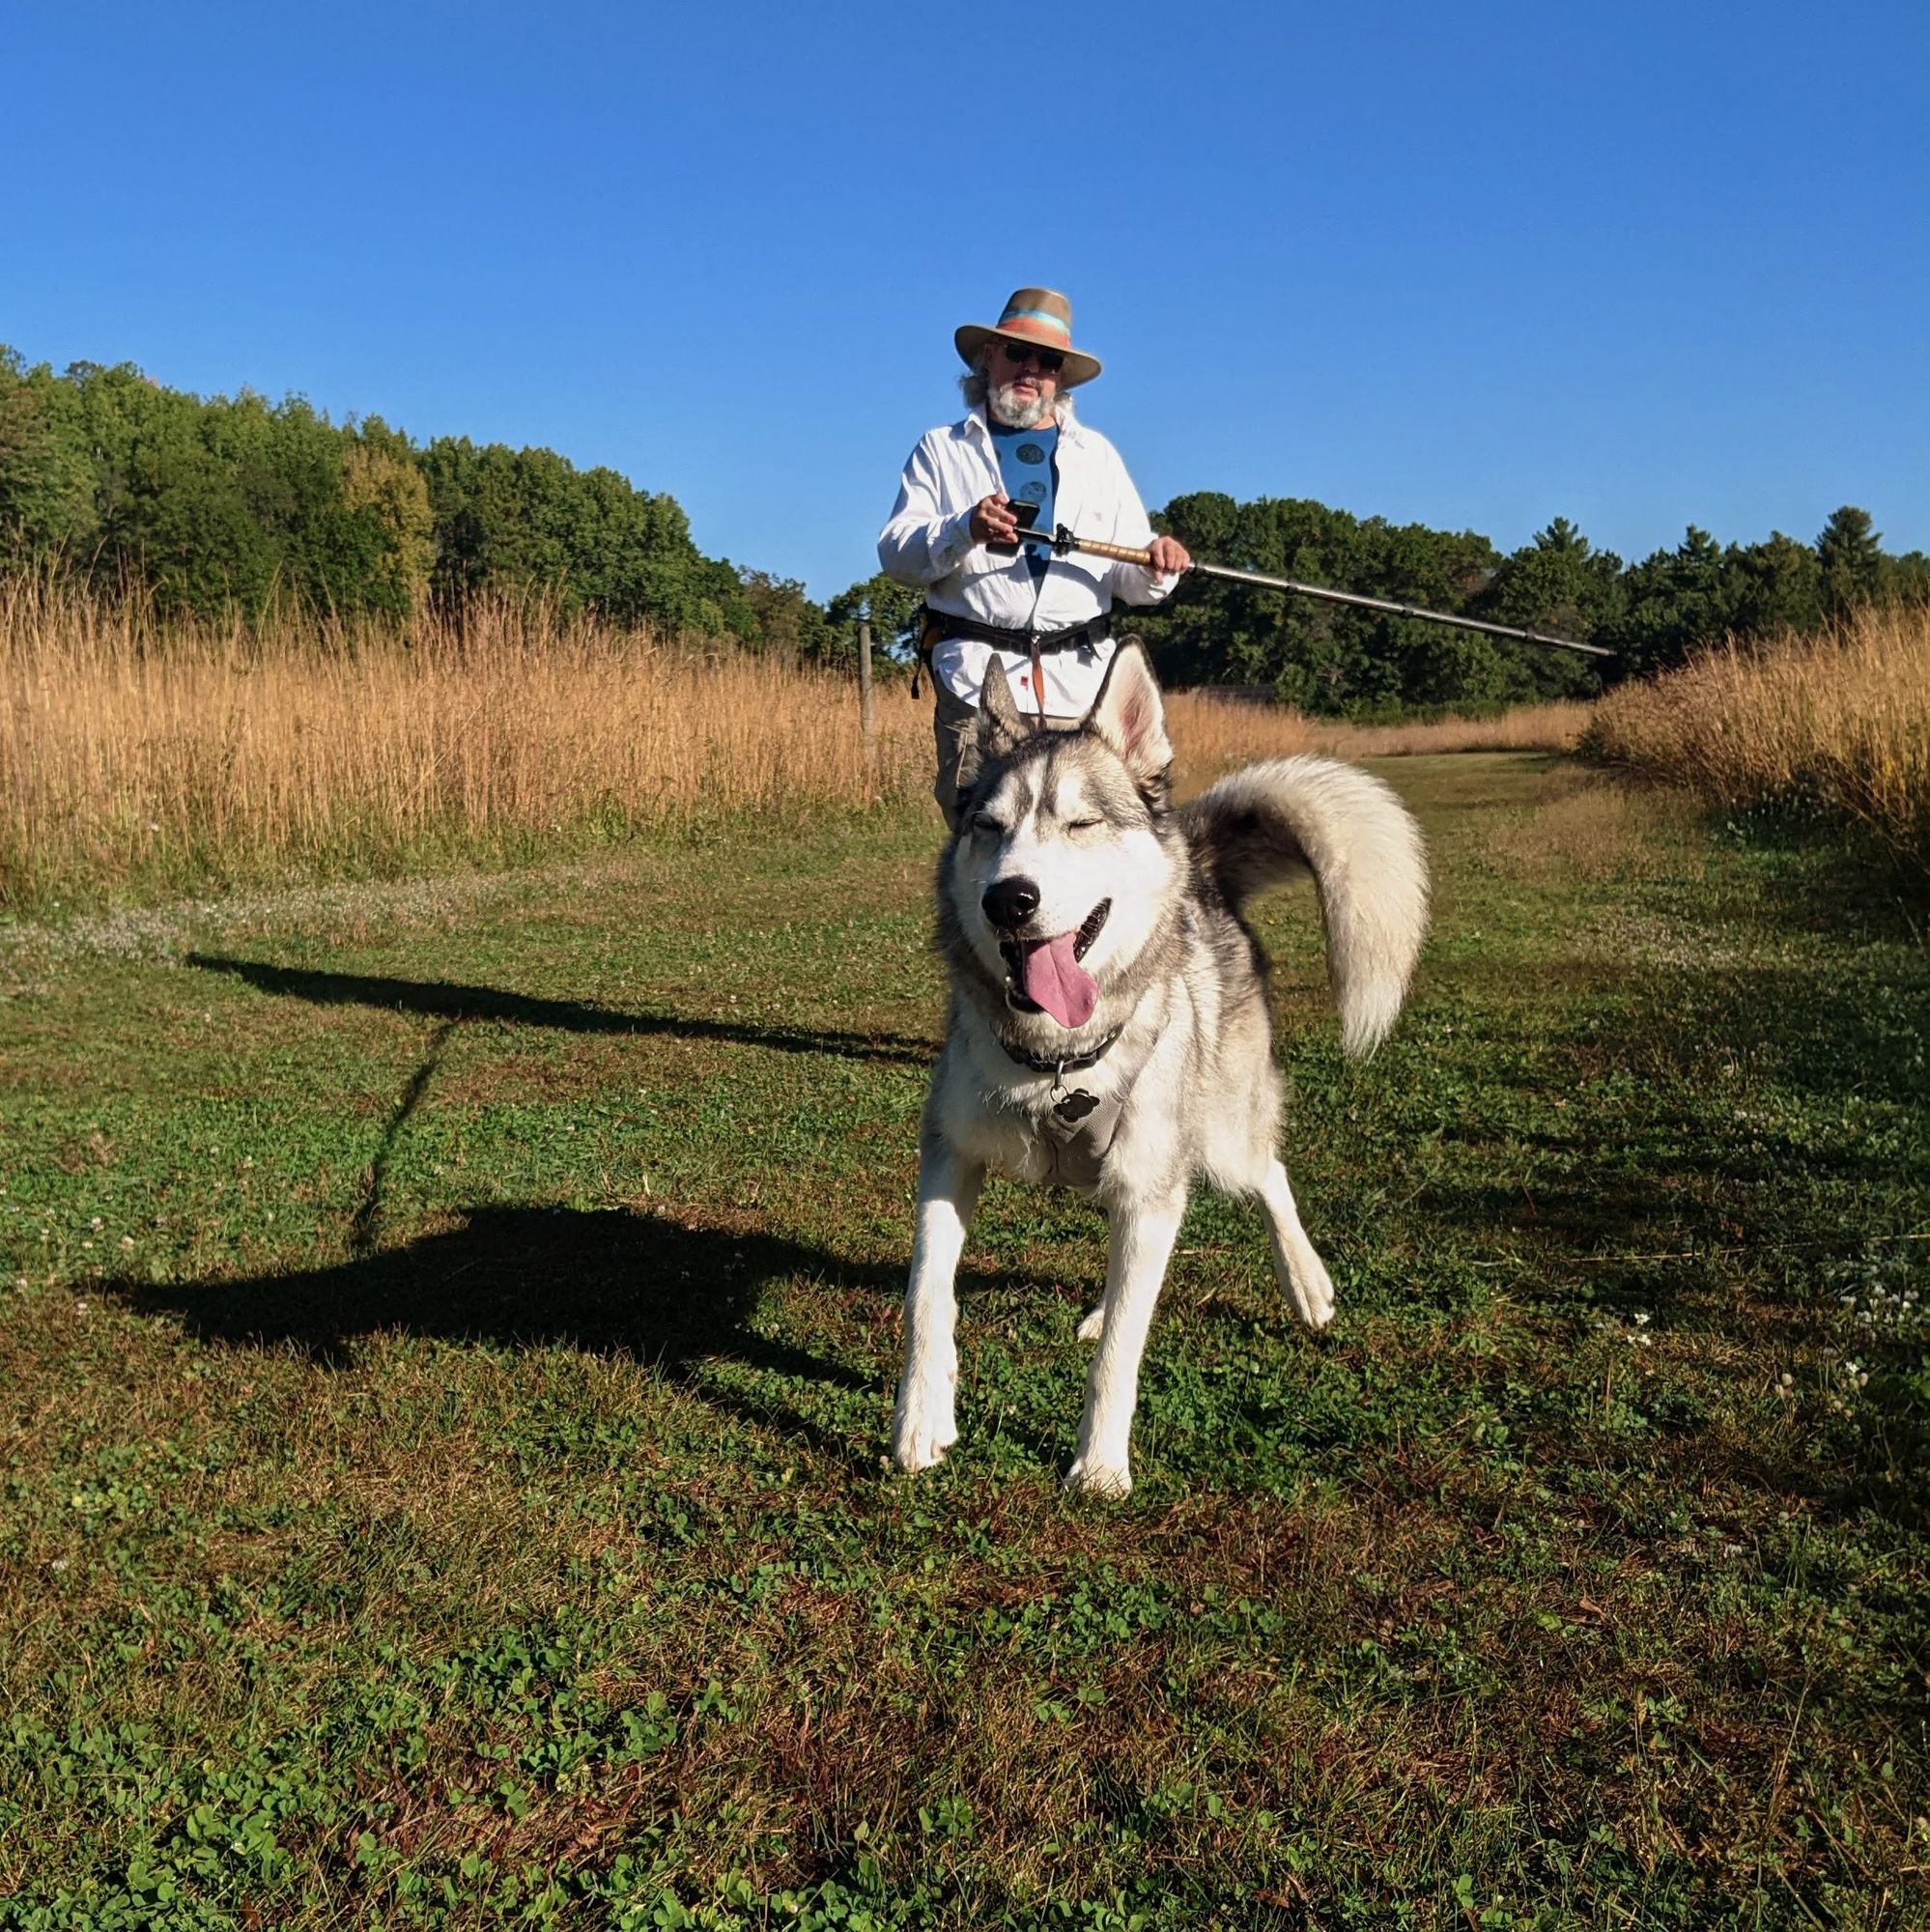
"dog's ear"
954,658,1027,806
978,656,1027,751
1086,640,1173,799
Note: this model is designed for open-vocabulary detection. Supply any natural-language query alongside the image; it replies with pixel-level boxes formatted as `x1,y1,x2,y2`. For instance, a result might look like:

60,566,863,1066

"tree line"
837,495,1927,715
1131,494,1929,714
0,350,833,653
4,350,1923,715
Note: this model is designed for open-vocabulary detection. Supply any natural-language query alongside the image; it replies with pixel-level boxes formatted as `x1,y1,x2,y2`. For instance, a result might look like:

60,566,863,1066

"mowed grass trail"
2,755,1926,1930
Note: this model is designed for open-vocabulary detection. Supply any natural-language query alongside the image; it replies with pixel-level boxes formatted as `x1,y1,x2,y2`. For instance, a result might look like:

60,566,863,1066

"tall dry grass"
1310,700,1592,757
1,574,1594,907
1583,602,1930,883
1165,693,1589,777
0,577,931,906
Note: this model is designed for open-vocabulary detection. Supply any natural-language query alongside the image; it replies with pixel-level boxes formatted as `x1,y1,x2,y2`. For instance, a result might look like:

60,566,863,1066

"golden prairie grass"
1164,693,1591,772
1310,700,1593,757
1,574,1592,908
1584,602,1930,882
1160,689,1315,786
0,577,933,906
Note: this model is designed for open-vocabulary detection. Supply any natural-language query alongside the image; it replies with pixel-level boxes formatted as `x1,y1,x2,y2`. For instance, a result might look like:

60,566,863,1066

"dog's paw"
1075,1304,1106,1344
891,1403,957,1475
1287,1253,1336,1333
1064,1455,1132,1499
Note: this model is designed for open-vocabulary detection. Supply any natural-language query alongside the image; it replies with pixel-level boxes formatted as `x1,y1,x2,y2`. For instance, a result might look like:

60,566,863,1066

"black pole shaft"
1015,526,1612,658
1189,562,1615,659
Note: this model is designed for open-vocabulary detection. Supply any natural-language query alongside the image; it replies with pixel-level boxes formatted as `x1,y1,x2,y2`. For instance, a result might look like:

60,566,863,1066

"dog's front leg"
1064,1194,1186,1498
891,1137,984,1474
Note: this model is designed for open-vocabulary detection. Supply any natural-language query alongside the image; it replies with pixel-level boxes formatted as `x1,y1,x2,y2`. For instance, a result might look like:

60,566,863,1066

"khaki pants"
931,679,1082,831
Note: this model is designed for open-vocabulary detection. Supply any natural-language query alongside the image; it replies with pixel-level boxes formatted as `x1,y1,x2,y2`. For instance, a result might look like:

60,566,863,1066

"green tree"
2,358,752,634
0,349,99,558
343,419,435,614
1469,519,1620,699
1601,526,1733,673
1889,551,1930,606
1133,492,1513,716
417,437,740,634
1725,531,1823,639
1816,504,1884,620
824,573,922,674
1135,493,1377,699
732,568,833,661
112,398,282,615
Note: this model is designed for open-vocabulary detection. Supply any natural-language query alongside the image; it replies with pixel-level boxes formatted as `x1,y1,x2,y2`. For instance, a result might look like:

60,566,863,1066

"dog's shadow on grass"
121,1206,912,1474
185,952,934,1069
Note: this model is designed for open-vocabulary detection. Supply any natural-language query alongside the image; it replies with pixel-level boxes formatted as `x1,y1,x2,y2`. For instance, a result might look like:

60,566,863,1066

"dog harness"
916,607,1114,713
994,1022,1137,1189
925,610,1114,656
1036,1082,1125,1189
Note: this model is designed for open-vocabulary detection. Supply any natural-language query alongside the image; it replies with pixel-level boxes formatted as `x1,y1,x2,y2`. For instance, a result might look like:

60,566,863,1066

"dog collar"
995,1021,1125,1082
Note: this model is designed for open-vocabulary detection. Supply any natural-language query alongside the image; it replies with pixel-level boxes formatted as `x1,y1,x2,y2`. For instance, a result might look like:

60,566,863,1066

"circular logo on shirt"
1021,481,1047,501
1016,442,1045,465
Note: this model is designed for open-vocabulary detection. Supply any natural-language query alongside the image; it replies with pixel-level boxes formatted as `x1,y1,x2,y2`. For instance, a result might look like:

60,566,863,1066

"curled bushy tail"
1180,755,1429,1055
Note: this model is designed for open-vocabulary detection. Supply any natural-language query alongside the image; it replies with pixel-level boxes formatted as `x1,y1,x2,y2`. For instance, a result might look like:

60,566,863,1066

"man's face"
986,337,1063,427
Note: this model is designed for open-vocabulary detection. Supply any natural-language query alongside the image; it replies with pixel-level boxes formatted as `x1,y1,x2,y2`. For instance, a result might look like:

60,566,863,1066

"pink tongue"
1017,931,1098,1030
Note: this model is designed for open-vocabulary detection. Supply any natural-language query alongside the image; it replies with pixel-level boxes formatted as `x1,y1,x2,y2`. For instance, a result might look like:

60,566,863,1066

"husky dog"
892,642,1429,1496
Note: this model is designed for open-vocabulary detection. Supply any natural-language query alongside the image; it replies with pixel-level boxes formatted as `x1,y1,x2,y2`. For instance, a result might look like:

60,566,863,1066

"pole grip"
1070,535,1154,565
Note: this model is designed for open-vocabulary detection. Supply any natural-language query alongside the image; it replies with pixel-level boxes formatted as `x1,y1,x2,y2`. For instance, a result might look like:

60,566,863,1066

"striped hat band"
997,304,1071,344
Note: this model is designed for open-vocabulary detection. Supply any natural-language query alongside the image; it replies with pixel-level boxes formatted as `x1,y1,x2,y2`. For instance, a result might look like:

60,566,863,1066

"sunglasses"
998,339,1064,374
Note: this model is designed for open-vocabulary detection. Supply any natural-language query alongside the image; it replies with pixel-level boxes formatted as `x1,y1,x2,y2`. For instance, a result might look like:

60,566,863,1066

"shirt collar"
966,405,1081,445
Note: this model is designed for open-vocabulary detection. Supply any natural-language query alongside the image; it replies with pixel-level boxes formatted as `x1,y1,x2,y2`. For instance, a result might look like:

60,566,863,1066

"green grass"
2,756,1926,1930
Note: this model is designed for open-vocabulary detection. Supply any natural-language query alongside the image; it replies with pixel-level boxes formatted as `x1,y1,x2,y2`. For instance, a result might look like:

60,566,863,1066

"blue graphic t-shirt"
990,420,1059,580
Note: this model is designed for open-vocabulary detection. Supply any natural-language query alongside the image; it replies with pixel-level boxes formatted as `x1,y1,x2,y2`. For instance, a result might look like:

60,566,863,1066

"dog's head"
945,642,1179,1035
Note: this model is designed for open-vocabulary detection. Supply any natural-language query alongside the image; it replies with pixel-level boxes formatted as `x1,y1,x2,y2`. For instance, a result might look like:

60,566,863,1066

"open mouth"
999,899,1111,1029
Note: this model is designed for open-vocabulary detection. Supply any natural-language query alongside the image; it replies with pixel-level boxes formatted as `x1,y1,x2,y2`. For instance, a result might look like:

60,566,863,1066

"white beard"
987,380,1057,429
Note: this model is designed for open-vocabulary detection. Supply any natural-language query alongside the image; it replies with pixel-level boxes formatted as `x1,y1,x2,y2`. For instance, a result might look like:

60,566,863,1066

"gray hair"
959,346,1074,423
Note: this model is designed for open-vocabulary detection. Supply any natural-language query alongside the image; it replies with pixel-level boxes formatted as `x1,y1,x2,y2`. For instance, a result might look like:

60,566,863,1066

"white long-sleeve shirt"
877,406,1178,715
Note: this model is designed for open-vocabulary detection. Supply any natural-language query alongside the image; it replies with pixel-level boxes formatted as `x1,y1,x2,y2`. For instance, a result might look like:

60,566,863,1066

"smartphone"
991,498,1041,555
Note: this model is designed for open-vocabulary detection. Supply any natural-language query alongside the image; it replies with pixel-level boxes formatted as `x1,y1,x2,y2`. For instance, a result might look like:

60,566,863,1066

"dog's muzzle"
997,899,1111,1016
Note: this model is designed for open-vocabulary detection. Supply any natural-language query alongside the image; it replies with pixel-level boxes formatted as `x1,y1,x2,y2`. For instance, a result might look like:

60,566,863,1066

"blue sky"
5,0,1924,597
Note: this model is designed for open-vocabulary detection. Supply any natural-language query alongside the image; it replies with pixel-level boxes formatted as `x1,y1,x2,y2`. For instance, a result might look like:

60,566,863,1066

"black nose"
981,877,1039,929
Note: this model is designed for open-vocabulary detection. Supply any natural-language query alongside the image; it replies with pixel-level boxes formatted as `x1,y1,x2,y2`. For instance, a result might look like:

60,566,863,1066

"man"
877,287,1191,826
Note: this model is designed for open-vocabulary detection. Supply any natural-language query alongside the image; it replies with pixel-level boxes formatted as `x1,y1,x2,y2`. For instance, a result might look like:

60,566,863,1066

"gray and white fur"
892,642,1429,1496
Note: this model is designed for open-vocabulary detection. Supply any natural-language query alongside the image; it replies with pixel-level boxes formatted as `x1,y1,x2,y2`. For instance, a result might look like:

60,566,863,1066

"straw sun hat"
954,286,1102,387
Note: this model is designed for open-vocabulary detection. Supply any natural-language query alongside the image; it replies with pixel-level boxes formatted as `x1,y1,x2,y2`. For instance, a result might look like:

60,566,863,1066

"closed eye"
1066,818,1103,831
972,814,1005,838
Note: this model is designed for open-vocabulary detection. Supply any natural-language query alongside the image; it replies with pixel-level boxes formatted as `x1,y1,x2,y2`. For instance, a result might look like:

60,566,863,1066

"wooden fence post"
858,617,876,743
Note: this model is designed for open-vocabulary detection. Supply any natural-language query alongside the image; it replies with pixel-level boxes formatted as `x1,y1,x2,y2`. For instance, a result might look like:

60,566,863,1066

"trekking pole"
1016,524,1614,659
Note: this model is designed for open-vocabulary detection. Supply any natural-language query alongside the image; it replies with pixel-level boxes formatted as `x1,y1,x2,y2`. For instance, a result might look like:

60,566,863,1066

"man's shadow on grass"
159,956,958,1470
119,1206,928,1474
185,953,935,1069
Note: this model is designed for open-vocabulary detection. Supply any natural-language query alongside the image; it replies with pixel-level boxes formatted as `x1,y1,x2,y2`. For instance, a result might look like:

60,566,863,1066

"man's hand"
1146,535,1191,577
970,493,1022,546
